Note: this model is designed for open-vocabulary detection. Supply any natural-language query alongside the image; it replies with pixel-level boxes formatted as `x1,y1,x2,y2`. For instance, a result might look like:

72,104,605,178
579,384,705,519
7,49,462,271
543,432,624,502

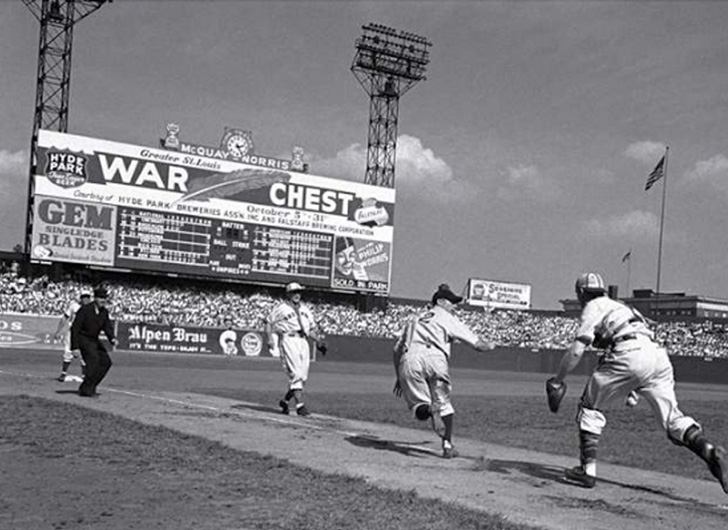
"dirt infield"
1,349,728,530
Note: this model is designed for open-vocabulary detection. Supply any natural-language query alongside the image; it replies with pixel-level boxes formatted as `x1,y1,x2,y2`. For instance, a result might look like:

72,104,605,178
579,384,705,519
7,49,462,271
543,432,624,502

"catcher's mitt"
546,377,567,413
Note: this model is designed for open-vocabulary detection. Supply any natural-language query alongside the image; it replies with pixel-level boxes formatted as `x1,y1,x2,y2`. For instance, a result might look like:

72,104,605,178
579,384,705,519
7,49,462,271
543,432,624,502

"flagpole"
626,250,632,298
655,146,669,313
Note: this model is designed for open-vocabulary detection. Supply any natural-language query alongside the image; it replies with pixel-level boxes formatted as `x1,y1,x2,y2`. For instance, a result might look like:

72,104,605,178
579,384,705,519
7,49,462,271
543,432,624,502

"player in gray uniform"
393,284,494,458
550,272,727,492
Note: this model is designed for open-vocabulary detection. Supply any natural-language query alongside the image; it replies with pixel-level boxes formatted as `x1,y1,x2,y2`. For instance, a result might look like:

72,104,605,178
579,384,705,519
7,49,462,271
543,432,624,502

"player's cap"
575,272,606,293
93,286,109,299
79,290,92,298
286,282,305,293
335,236,355,253
432,286,463,305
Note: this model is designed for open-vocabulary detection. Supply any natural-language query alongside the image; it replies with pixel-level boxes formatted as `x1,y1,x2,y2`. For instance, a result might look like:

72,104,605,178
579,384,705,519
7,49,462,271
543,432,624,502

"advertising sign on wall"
116,322,283,357
31,130,395,293
0,313,65,349
467,278,532,310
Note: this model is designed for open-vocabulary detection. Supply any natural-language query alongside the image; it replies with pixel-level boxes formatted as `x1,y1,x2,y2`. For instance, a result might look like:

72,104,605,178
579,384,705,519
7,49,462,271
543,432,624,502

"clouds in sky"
311,135,472,202
684,154,728,193
624,141,666,164
582,210,660,240
496,164,560,203
0,149,28,250
0,149,26,174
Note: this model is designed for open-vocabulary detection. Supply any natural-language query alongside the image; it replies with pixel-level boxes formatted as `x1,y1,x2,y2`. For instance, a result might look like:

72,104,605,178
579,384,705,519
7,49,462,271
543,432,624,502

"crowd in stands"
1,270,728,358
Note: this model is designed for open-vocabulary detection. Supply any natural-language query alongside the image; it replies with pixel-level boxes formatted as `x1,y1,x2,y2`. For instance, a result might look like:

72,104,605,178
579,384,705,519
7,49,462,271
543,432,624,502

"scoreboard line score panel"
115,207,334,285
30,130,394,293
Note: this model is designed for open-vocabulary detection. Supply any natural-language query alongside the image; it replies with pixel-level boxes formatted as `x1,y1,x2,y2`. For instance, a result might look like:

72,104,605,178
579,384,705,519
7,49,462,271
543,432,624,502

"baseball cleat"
564,466,597,489
442,441,459,459
279,400,290,415
296,405,311,417
707,446,728,494
56,374,66,382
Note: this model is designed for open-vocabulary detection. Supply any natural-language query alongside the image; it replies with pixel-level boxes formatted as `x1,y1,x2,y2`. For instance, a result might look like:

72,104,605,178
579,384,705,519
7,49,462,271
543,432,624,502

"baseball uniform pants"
578,337,698,442
399,348,455,417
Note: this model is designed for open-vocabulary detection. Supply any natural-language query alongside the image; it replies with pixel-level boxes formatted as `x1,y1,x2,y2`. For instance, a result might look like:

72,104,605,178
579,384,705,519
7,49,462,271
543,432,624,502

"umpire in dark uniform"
71,286,117,397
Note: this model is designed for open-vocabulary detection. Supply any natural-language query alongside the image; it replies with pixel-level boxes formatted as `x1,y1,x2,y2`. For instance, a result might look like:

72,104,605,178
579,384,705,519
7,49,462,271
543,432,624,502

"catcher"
547,272,727,492
266,282,327,417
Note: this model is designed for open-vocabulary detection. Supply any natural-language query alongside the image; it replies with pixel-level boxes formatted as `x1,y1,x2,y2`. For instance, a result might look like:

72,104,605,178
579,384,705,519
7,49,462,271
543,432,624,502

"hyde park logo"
45,149,88,188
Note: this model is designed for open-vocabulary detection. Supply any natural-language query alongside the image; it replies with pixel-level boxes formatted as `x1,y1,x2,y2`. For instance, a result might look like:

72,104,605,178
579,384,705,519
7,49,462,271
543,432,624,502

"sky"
2,1,728,309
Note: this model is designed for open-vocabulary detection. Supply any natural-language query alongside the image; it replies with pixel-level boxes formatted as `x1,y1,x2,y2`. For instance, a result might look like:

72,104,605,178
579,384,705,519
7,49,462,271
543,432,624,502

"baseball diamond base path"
1,369,727,530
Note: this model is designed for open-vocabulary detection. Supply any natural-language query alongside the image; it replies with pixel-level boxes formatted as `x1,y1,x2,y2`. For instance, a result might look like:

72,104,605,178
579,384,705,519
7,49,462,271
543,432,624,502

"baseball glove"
546,377,567,413
316,340,328,356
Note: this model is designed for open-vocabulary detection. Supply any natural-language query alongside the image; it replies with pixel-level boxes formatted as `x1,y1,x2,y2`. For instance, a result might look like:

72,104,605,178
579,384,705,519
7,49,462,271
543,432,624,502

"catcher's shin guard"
683,426,728,493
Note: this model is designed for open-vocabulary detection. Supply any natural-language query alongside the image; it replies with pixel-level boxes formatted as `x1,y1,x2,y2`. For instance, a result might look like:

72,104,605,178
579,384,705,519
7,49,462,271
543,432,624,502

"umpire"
71,286,117,397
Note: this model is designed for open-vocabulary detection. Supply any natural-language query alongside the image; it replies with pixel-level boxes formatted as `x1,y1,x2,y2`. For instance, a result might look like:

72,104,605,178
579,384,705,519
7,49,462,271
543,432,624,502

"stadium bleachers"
1,270,727,358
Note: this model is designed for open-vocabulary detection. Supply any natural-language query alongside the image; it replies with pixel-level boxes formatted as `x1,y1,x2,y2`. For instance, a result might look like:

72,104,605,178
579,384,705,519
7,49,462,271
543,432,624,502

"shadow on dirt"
345,434,438,458
487,458,726,512
54,389,81,395
230,402,284,415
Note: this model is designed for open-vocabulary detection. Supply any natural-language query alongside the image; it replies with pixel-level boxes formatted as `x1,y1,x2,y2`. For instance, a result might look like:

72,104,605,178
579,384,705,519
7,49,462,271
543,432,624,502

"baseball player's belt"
285,331,305,337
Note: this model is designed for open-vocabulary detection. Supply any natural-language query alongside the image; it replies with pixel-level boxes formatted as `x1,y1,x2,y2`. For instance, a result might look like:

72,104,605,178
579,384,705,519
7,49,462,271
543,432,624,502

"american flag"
645,155,665,191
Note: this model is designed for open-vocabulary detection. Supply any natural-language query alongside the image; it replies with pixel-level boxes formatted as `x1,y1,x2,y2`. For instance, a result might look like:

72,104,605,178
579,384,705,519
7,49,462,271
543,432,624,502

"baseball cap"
80,289,92,298
335,236,355,253
286,282,305,293
432,286,463,305
575,272,606,293
93,286,109,299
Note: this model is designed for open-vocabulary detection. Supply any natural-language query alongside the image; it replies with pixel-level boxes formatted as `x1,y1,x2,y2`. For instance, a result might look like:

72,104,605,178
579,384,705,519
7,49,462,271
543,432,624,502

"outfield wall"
324,335,728,385
2,313,726,383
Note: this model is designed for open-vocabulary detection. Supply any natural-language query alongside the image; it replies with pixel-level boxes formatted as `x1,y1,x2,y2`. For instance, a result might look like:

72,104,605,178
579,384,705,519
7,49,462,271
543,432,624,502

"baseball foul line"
0,367,388,441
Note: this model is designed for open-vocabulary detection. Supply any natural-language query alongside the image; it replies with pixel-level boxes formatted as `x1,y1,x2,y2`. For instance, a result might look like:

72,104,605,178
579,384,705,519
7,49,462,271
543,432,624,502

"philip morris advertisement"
467,278,532,310
332,236,391,292
31,130,395,293
116,322,278,357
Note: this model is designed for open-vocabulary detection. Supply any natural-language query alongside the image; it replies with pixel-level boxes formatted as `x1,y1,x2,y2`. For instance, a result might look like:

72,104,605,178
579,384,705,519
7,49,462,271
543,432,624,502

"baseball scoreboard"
30,130,395,293
466,278,531,310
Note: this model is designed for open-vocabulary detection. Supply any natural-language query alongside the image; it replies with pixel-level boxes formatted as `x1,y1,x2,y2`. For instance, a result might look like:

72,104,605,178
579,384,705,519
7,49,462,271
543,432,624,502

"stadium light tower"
351,23,431,188
22,0,111,254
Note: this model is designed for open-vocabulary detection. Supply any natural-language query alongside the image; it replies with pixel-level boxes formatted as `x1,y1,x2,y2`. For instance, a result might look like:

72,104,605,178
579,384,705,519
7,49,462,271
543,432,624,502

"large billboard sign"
31,130,395,293
467,278,531,310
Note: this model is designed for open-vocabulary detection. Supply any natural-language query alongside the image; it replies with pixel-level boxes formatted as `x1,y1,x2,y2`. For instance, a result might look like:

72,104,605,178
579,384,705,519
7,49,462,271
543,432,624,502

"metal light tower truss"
352,23,431,188
22,0,111,254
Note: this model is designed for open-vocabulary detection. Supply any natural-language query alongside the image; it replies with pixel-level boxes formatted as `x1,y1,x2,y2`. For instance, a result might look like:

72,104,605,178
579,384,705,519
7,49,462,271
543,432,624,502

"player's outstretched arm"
554,338,587,383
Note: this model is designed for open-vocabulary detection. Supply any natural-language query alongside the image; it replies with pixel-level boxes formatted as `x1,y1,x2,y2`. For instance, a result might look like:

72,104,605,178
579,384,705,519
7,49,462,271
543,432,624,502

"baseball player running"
548,272,727,492
266,282,325,417
393,284,494,458
54,289,92,382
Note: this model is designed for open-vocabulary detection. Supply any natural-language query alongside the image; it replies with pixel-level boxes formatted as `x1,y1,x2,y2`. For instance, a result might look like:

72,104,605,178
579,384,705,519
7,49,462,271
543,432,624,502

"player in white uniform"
266,282,324,417
393,285,494,458
551,272,727,492
219,317,238,356
54,290,92,382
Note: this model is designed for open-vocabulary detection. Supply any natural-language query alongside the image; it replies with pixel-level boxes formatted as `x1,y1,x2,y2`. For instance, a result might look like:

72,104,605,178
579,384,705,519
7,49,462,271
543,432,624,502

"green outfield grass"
208,388,728,483
0,396,541,530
